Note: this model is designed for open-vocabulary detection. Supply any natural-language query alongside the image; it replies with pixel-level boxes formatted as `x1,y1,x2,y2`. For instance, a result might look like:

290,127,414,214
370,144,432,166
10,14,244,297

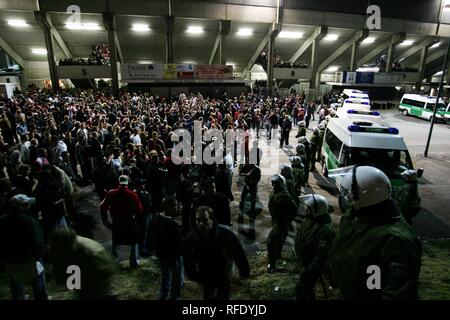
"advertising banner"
195,65,234,79
164,64,177,79
121,64,163,81
176,64,195,79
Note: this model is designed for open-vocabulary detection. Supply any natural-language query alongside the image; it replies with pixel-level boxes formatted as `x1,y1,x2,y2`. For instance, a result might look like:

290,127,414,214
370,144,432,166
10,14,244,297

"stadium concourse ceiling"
0,0,449,77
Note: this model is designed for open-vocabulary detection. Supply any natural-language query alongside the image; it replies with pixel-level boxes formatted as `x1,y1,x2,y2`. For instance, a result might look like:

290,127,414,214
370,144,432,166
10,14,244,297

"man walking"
100,175,143,268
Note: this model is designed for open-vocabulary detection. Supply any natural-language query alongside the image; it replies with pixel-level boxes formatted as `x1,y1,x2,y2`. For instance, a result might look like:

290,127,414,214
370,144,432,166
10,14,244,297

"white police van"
399,94,446,122
341,89,370,102
321,116,414,191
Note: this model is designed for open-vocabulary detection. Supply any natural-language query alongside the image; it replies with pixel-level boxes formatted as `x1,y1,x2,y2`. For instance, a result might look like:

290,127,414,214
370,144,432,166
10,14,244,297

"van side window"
325,130,343,158
402,98,425,108
340,145,350,166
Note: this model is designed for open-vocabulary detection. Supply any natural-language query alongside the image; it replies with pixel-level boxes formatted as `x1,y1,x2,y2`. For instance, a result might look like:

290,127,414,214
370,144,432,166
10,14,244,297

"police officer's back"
331,166,421,300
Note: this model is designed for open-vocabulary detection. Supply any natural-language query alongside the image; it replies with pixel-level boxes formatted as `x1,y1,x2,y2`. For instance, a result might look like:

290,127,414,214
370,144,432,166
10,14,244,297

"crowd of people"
59,44,110,66
0,88,422,300
258,49,309,70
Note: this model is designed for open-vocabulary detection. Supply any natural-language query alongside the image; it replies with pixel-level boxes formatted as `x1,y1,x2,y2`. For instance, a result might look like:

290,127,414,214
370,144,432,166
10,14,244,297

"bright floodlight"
237,28,253,37
7,19,28,27
356,66,380,72
326,66,339,72
186,26,204,34
324,34,339,41
32,48,47,55
132,24,150,32
361,37,376,44
400,40,414,46
66,23,101,30
138,61,153,64
278,31,303,39
431,42,440,48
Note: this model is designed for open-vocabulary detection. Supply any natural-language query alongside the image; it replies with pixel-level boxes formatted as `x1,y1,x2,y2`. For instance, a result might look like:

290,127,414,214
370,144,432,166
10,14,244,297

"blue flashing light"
346,110,380,116
350,95,369,99
347,125,400,134
388,127,399,134
348,125,361,132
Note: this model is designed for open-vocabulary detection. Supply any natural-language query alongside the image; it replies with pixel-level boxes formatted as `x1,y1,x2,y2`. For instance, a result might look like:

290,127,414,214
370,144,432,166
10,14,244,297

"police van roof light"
388,128,399,134
348,125,361,132
348,125,400,134
346,110,380,116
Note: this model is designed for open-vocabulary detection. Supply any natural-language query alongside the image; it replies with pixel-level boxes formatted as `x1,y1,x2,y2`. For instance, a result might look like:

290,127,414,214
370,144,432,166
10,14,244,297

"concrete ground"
72,108,450,264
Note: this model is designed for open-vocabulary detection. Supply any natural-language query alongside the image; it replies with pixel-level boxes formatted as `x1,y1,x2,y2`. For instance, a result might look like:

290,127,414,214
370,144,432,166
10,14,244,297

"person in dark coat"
100,175,143,268
0,194,48,300
214,164,234,202
145,151,167,214
147,197,184,300
183,206,250,300
193,180,231,226
33,166,68,239
92,156,118,201
280,115,292,148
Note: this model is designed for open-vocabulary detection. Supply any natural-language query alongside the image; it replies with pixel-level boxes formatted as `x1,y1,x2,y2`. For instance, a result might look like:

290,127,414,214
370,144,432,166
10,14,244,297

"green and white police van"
321,116,415,192
399,94,447,122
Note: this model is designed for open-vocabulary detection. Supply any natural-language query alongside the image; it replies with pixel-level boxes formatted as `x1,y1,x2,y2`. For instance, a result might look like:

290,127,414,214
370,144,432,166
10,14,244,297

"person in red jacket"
100,175,143,268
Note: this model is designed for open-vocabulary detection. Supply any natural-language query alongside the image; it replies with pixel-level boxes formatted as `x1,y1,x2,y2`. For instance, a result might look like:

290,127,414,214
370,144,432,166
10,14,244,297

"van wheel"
402,109,409,116
322,162,329,177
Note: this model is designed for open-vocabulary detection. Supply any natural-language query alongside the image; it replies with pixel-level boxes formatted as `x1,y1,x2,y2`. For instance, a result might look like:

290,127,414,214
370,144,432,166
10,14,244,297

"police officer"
394,170,421,226
267,174,297,273
280,164,299,204
290,155,305,191
331,166,422,300
295,121,307,139
316,122,326,162
297,137,311,185
238,164,261,224
238,164,262,240
295,194,335,300
309,128,320,172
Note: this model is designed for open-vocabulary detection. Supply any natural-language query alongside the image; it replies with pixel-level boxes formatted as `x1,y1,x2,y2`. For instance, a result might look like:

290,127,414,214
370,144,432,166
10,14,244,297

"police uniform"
295,213,335,300
394,181,421,225
309,133,320,171
330,200,422,300
267,187,297,269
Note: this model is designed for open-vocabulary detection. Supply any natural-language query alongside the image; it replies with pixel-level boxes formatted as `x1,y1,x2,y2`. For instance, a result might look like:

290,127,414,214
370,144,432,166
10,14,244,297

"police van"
399,94,447,122
321,116,415,191
341,89,370,102
338,89,371,112
336,100,372,118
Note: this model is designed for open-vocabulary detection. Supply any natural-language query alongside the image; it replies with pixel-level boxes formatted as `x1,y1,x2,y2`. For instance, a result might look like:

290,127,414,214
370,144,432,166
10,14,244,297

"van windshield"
346,147,413,179
427,103,446,111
